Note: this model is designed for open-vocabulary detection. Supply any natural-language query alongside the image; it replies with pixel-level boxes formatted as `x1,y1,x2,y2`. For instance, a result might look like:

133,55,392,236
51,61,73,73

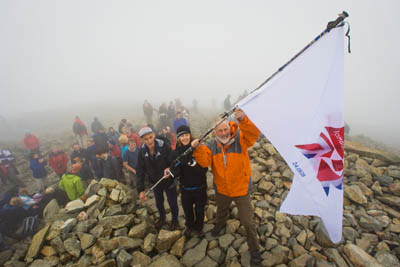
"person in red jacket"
73,116,88,148
48,147,69,178
23,130,40,155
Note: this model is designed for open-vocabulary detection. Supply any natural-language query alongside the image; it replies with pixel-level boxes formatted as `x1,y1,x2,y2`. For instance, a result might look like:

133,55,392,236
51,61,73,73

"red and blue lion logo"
295,127,344,196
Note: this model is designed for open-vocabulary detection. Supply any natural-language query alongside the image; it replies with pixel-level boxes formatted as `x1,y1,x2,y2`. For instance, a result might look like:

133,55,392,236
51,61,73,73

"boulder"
155,230,181,253
148,254,181,267
64,237,81,258
116,249,132,267
182,239,208,267
128,221,148,239
25,224,50,261
344,185,367,204
65,199,85,213
43,199,60,221
143,233,156,253
131,251,151,266
98,214,134,229
344,244,383,267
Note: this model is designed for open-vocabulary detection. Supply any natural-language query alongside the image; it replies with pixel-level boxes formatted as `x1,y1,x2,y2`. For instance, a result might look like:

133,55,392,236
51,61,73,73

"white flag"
238,27,345,243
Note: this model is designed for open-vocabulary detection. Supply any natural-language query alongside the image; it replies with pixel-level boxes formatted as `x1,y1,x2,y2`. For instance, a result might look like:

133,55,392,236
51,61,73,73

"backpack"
21,216,37,237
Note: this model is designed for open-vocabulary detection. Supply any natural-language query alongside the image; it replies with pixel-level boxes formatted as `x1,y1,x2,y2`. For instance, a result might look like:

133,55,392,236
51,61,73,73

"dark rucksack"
21,216,37,237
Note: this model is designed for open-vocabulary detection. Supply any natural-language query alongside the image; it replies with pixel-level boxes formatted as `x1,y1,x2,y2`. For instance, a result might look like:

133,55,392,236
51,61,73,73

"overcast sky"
0,0,399,146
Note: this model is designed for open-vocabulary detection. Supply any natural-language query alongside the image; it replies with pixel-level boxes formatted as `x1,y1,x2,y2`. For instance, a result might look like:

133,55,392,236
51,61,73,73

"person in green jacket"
59,163,85,201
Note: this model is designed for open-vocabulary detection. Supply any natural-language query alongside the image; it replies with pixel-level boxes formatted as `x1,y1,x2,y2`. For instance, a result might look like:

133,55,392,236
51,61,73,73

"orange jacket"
193,116,260,197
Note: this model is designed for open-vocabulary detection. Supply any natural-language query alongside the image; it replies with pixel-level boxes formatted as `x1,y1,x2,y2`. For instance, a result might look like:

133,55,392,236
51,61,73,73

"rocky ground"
1,114,400,267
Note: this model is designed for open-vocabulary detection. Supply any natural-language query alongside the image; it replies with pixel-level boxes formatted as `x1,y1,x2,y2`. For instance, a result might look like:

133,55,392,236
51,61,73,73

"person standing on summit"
73,116,88,148
191,109,262,267
143,100,154,125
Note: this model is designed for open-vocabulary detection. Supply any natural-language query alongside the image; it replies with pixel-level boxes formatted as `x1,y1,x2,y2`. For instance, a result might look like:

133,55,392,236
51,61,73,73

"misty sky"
0,0,399,146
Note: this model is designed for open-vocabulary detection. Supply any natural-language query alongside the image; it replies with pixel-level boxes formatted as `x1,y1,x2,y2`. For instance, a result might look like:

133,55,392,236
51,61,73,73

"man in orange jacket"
191,109,262,267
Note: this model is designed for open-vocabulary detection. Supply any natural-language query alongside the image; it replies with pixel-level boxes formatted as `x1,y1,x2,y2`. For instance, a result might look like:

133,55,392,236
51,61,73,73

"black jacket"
136,138,172,193
170,144,208,190
71,148,88,164
98,154,122,181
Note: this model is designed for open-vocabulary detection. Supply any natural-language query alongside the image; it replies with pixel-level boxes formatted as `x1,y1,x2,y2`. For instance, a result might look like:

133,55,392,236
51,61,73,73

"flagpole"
145,11,349,195
244,11,349,98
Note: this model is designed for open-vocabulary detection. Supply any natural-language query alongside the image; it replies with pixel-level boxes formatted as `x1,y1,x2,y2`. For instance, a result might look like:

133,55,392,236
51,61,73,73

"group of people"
135,108,262,266
1,100,263,266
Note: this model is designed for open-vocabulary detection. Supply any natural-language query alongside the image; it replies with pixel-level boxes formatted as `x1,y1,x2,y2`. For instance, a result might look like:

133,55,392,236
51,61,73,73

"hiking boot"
170,220,179,231
183,227,192,238
155,218,165,230
250,250,262,267
211,224,225,237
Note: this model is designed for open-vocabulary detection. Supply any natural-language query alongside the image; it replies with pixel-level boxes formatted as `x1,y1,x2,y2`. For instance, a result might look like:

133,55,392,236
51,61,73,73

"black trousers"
181,187,207,231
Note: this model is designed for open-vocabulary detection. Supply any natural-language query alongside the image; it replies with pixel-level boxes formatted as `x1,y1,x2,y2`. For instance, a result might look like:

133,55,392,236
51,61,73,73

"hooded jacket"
193,116,260,197
24,134,40,150
73,118,88,136
58,173,85,201
48,151,69,175
136,138,172,193
29,158,47,179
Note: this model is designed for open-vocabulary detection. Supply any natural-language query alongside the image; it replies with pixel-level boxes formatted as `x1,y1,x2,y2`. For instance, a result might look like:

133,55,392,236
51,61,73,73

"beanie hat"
71,163,82,174
139,127,153,138
32,193,43,202
176,125,191,138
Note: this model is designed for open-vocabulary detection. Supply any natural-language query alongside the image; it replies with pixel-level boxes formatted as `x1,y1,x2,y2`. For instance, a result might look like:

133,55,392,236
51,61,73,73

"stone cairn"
1,138,400,267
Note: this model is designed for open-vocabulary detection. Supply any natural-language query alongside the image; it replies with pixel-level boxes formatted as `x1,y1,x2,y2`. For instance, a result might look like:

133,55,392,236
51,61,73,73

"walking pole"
145,11,350,195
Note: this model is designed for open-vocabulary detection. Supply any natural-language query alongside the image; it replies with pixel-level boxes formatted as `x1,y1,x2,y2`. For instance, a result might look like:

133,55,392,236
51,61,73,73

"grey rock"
344,244,382,267
182,239,208,267
155,230,181,253
77,232,96,250
218,234,235,250
375,250,400,267
98,214,134,229
50,236,65,254
128,221,148,239
60,218,77,234
63,237,81,258
195,256,218,267
90,224,104,238
131,251,151,266
148,254,182,267
75,218,97,233
315,222,336,248
116,249,132,267
114,236,142,250
208,247,225,265
65,199,85,213
104,204,123,216
359,215,384,232
114,227,128,237
74,254,92,267
43,199,60,222
143,233,156,253
373,175,394,187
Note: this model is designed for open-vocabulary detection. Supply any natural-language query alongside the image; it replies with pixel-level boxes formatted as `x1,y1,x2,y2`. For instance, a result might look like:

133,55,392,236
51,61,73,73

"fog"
0,0,399,147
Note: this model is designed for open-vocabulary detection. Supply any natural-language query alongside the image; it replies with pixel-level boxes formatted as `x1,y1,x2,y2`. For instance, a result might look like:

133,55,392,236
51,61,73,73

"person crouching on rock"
191,109,262,267
59,163,85,201
136,127,179,230
170,125,208,238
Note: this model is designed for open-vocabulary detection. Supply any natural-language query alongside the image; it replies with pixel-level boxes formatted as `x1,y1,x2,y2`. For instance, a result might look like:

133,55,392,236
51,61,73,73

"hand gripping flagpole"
145,11,349,196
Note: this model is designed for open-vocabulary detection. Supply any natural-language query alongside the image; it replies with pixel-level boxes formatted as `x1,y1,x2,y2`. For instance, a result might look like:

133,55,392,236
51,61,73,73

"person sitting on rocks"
170,125,208,238
0,197,35,238
48,146,69,179
136,126,179,230
59,163,85,201
29,152,47,193
191,109,262,267
18,188,36,210
96,148,122,182
71,143,87,164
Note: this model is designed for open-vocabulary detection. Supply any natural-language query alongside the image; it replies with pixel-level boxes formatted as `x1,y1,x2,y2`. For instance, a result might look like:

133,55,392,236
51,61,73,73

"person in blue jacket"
29,152,47,192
